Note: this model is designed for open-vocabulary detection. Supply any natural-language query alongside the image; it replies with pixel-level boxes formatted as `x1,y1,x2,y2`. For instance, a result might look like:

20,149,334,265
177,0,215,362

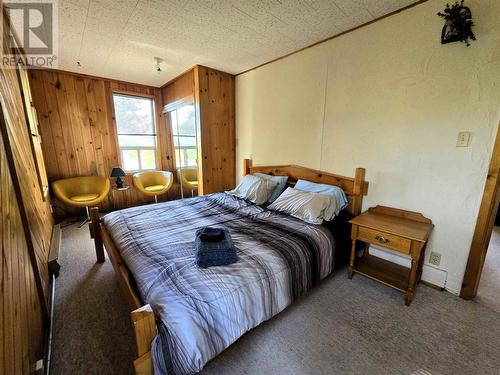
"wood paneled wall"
29,70,174,216
29,70,120,181
0,71,53,299
30,65,235,216
162,66,235,196
194,66,235,194
0,13,53,373
0,127,45,375
0,42,53,302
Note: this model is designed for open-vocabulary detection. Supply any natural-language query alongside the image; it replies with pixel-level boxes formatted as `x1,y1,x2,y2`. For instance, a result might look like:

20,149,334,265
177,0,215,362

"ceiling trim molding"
236,0,430,76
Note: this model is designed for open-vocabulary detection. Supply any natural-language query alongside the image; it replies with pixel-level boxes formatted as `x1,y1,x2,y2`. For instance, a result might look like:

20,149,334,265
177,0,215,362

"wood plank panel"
194,66,235,194
0,12,48,371
1,38,53,305
161,69,194,106
17,63,49,199
0,128,45,374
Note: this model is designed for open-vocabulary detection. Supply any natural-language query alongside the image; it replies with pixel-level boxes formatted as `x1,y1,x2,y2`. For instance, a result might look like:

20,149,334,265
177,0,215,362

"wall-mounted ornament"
437,1,476,46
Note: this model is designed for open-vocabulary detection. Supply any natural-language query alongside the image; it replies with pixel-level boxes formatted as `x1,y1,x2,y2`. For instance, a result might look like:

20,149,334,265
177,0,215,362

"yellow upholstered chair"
177,167,198,197
133,171,173,203
52,176,110,227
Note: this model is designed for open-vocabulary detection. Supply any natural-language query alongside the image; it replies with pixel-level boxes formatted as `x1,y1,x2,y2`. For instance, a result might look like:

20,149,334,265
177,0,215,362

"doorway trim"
461,121,500,299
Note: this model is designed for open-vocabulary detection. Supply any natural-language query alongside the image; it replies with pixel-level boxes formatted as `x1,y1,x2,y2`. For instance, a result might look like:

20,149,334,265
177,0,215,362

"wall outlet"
456,131,471,147
429,251,442,266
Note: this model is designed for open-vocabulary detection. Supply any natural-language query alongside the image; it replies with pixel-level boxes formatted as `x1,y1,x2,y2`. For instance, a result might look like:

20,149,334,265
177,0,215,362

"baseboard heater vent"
369,246,447,289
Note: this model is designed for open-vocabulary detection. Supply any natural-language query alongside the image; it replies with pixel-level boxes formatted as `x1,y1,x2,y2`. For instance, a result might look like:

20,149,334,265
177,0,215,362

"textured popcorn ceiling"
58,0,420,86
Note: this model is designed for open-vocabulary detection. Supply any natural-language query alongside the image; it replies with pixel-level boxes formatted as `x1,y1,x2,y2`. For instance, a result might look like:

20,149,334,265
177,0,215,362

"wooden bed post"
243,158,252,176
131,304,157,375
90,207,105,263
352,168,366,216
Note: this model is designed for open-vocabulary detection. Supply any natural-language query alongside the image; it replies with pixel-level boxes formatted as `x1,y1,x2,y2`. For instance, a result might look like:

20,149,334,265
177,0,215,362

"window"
112,93,157,172
170,104,197,168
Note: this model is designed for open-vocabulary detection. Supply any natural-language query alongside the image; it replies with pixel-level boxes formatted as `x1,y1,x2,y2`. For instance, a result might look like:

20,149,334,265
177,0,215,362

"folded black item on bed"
195,227,238,268
199,227,225,242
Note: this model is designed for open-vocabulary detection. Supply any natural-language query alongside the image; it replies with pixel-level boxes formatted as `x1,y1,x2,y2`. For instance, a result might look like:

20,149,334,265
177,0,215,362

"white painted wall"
236,0,500,294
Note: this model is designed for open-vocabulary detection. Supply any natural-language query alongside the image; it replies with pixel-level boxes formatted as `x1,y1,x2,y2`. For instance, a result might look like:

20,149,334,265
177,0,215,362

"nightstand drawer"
357,227,411,254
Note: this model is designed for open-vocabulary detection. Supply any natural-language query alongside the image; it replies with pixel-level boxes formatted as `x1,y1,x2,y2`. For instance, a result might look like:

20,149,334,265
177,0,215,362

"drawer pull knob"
375,235,389,244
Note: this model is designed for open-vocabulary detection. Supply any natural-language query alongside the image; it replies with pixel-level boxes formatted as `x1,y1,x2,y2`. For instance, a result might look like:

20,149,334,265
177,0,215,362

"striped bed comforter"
103,192,335,374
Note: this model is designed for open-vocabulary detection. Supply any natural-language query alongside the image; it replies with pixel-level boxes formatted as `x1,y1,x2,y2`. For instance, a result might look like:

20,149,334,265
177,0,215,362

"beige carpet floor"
51,222,500,375
476,226,500,313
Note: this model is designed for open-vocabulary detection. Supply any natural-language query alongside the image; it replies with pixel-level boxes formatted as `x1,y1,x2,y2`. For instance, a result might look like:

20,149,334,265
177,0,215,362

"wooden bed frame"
89,159,368,375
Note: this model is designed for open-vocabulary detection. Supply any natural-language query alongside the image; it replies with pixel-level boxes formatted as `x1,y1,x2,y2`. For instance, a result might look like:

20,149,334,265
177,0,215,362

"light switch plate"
457,131,471,147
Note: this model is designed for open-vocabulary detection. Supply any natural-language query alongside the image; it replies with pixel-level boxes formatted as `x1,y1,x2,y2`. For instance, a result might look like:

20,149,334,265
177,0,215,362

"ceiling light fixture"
154,57,163,74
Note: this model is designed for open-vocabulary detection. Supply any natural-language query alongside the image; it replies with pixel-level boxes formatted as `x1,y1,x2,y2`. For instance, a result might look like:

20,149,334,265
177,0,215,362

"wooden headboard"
243,159,369,216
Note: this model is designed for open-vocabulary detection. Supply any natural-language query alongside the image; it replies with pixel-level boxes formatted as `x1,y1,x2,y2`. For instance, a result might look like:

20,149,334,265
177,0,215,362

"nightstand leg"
406,257,419,306
417,244,427,282
348,240,356,279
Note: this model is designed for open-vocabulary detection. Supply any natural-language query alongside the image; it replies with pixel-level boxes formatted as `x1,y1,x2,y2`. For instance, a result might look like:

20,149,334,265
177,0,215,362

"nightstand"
348,206,434,305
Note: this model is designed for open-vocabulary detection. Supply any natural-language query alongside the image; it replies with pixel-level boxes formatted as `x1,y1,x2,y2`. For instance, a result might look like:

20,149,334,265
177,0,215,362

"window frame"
167,101,198,170
175,145,197,168
112,91,159,173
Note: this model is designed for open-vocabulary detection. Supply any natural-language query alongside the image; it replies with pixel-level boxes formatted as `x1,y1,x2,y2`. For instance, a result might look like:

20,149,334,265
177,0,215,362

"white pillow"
268,187,337,225
294,179,346,220
227,175,277,205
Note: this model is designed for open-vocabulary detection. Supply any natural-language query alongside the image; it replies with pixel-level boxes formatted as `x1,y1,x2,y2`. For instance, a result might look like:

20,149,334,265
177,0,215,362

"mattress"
103,192,336,374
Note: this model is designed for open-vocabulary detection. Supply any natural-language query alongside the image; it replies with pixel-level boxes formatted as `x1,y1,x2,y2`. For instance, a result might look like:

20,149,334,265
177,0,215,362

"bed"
89,159,368,375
